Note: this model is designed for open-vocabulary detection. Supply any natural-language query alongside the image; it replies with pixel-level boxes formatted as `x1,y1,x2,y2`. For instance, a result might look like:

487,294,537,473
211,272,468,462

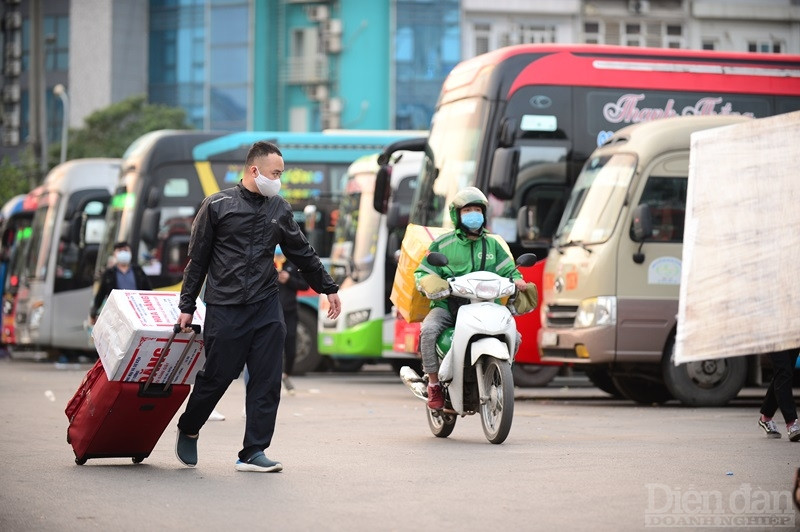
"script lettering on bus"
603,94,755,125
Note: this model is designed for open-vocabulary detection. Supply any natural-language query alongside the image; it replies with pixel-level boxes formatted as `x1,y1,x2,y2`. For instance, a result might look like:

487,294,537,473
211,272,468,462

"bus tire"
511,363,560,388
611,372,672,405
293,306,322,375
583,366,623,398
661,337,747,407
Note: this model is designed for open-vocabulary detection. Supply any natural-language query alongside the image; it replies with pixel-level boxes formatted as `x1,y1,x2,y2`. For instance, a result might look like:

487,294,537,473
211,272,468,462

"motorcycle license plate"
541,331,558,347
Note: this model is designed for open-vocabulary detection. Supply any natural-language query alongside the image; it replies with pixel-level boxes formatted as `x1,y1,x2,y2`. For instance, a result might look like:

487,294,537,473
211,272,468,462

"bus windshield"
554,153,636,247
410,97,490,228
24,191,59,283
329,171,381,284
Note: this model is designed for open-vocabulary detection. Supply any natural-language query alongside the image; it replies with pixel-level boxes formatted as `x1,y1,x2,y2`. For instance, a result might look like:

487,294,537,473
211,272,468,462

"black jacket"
278,259,309,314
90,264,153,319
179,183,337,314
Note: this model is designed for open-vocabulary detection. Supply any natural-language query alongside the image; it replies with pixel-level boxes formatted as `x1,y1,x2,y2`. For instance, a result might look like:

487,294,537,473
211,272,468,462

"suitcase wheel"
132,456,145,464
75,457,87,465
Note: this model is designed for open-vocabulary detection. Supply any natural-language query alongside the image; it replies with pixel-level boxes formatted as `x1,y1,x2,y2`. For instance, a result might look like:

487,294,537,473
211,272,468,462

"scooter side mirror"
515,253,537,268
427,252,449,267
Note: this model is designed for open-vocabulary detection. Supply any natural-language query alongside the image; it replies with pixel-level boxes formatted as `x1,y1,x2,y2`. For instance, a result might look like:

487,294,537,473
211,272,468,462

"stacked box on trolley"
66,290,206,465
92,290,206,384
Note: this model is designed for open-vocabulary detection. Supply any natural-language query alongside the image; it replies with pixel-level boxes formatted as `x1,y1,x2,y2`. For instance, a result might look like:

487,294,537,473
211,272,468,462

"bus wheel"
390,359,422,375
511,364,559,388
611,372,672,405
583,366,623,398
293,306,322,375
661,337,747,407
330,358,365,372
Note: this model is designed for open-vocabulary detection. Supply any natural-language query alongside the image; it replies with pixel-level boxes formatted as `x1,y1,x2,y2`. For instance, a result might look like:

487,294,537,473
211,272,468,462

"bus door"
615,152,689,364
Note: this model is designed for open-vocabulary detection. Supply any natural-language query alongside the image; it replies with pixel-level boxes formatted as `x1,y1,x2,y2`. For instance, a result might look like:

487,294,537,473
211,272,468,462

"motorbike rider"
414,187,535,410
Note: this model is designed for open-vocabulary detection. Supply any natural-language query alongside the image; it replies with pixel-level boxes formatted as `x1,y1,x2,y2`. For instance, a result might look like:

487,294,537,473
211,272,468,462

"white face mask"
255,173,282,197
116,250,132,265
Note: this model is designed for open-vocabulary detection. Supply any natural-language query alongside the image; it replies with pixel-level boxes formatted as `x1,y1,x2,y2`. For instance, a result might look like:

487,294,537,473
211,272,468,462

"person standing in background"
273,245,308,393
757,349,800,441
89,241,152,324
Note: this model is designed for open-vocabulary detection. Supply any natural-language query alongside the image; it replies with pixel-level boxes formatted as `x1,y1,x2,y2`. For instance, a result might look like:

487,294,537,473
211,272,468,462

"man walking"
174,140,341,472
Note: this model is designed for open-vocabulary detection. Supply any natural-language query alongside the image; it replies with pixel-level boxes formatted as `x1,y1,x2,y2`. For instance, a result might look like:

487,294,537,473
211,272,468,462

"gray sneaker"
757,418,781,438
175,430,198,467
788,421,800,442
235,452,283,473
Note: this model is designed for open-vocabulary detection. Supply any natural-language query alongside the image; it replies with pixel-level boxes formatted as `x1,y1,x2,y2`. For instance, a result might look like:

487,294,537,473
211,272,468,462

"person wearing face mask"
174,140,341,473
414,187,533,410
89,241,153,325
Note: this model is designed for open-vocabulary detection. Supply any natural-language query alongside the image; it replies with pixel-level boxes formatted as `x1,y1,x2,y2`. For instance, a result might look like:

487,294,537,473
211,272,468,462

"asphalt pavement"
0,356,798,532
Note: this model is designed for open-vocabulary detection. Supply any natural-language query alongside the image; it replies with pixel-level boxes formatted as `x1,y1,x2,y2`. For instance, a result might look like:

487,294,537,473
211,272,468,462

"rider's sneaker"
427,382,444,410
758,418,781,438
235,452,283,473
788,421,800,442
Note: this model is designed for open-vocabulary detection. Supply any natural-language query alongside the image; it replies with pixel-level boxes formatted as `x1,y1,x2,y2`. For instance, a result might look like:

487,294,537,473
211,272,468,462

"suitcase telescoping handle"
141,324,202,393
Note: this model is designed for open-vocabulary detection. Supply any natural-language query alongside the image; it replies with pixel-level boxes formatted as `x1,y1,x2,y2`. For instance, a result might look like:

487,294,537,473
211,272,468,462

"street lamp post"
53,84,69,164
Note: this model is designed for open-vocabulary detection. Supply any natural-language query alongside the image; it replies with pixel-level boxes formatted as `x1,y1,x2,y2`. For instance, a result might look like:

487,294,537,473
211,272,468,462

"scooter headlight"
474,280,502,299
575,296,617,328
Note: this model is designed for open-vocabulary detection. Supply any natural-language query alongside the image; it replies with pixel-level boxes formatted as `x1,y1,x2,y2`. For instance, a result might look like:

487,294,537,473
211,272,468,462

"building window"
43,15,69,71
748,40,784,53
702,39,717,51
584,21,601,44
474,23,490,55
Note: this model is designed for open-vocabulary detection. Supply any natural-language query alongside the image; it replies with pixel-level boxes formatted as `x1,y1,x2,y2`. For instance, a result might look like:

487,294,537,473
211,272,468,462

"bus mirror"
141,208,161,247
373,165,392,214
499,117,518,148
489,147,519,200
386,202,409,230
62,218,79,243
517,206,540,242
632,203,653,242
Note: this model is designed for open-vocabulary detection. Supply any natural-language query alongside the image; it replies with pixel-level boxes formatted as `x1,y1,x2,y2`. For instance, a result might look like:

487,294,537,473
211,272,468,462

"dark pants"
283,310,298,375
760,349,799,424
177,294,286,462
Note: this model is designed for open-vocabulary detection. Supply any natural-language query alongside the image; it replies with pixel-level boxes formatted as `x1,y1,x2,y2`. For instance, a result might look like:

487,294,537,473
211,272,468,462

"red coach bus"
403,44,800,388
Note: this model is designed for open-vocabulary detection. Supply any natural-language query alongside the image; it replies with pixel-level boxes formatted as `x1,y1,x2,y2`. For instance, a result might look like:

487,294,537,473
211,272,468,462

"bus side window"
633,176,687,243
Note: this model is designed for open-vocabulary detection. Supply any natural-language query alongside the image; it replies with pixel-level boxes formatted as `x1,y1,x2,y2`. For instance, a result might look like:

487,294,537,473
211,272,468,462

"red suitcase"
65,324,199,465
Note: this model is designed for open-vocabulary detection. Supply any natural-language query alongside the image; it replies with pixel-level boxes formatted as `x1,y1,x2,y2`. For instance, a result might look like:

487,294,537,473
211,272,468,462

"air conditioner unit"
5,41,22,60
307,5,329,22
3,84,20,103
2,130,19,147
4,59,20,76
324,34,341,54
322,19,342,36
4,11,22,30
628,0,650,14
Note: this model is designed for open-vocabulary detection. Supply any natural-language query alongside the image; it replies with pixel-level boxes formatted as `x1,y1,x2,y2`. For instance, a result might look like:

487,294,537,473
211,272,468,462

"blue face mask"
461,211,484,231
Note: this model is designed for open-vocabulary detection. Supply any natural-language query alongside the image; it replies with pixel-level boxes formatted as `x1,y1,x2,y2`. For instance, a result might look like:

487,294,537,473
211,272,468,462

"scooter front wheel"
480,358,514,444
426,408,457,438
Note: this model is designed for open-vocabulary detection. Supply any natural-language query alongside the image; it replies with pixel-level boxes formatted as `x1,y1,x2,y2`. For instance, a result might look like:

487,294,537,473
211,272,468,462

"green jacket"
414,227,522,311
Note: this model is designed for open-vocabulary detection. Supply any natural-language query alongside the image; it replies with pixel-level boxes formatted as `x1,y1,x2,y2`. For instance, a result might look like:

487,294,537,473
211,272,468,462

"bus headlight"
574,296,616,328
345,309,371,329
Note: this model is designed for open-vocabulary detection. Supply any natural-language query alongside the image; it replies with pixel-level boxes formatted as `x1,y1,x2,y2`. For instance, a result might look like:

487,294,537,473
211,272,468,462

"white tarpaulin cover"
674,111,800,364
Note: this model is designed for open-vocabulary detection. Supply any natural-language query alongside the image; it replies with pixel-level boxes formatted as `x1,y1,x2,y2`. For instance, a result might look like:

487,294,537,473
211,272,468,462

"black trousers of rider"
177,293,286,462
283,309,298,375
760,349,799,424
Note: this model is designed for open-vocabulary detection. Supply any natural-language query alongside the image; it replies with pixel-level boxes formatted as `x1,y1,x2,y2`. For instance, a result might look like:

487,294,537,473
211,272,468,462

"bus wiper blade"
561,240,593,253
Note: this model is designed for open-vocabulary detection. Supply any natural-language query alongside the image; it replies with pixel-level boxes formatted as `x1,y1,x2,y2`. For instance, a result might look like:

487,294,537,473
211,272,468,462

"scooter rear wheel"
426,408,457,438
480,358,514,444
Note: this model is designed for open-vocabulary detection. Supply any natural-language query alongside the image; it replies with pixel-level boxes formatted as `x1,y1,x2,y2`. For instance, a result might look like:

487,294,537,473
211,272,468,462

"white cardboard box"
92,290,206,384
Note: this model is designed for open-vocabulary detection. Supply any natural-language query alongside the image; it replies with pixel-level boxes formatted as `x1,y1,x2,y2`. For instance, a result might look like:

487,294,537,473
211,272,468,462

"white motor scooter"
400,251,537,444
